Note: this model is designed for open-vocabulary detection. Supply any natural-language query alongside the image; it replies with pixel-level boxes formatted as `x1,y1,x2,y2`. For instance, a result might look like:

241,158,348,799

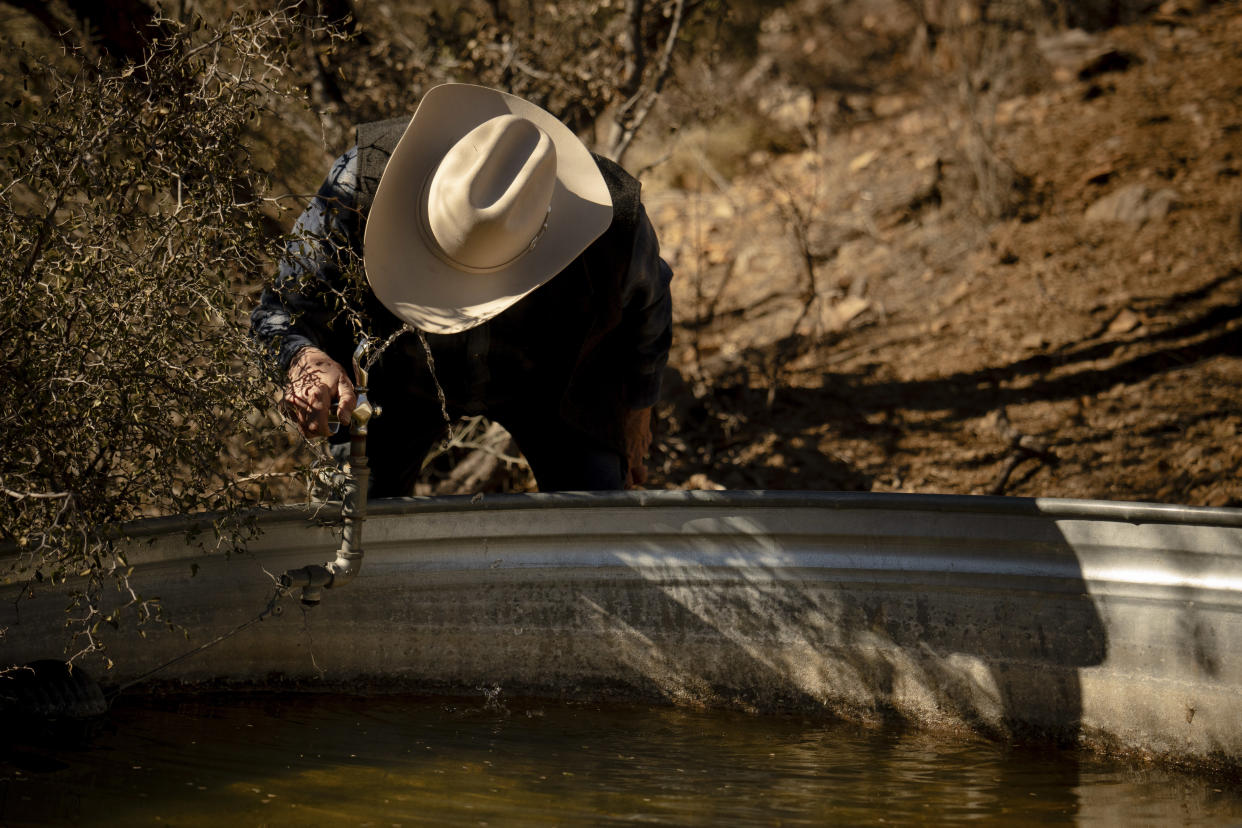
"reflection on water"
2,693,1239,826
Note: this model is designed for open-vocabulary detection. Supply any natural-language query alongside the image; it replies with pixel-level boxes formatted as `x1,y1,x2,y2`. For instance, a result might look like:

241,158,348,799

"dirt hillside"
641,1,1242,506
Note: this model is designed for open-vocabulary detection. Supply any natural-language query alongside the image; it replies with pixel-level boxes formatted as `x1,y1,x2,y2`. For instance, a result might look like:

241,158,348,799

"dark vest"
348,116,644,455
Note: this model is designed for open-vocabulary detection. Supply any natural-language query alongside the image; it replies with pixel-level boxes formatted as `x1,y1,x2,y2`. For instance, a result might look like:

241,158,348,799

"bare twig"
988,408,1056,495
607,0,687,163
620,0,645,98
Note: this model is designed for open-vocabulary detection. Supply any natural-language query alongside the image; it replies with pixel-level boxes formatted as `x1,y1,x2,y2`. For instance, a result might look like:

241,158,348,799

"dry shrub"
0,7,321,662
921,1,1051,219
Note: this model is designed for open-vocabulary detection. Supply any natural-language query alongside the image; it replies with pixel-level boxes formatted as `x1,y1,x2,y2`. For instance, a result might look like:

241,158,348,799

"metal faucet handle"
352,337,374,389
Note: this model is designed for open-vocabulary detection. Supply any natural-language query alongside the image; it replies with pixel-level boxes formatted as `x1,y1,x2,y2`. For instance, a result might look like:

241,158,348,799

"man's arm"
250,148,362,437
618,205,674,486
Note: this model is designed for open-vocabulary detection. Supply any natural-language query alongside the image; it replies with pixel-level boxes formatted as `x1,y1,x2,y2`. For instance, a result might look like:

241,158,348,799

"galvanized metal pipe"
279,340,380,606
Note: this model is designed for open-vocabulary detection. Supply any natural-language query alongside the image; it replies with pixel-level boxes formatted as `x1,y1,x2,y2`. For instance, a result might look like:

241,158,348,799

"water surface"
2,692,1239,825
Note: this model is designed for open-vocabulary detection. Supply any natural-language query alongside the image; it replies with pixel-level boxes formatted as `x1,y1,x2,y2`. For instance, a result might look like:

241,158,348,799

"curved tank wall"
2,491,1240,772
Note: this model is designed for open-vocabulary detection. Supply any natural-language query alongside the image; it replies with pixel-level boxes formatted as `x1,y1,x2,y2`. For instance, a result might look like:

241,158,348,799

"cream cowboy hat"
363,83,614,335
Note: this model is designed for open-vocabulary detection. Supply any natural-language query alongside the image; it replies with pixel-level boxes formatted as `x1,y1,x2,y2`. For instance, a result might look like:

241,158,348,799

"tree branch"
607,0,687,164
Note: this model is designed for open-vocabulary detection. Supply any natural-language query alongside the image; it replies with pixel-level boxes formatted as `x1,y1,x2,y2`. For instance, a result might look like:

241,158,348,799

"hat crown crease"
427,114,557,272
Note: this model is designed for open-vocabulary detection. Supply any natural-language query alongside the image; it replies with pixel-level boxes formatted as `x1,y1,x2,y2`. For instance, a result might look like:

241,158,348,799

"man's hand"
623,407,653,489
284,347,356,438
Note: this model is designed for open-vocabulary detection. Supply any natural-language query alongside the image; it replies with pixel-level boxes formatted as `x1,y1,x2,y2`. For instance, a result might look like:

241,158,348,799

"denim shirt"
251,147,673,413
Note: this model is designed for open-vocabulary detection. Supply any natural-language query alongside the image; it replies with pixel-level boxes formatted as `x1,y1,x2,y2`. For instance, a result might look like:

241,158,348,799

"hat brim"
364,83,614,335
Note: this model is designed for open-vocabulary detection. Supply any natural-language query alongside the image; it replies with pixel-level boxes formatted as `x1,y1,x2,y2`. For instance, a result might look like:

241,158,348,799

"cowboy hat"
363,83,614,335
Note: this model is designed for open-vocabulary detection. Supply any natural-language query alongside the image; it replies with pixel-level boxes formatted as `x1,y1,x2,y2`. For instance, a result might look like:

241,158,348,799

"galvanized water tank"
2,492,1239,772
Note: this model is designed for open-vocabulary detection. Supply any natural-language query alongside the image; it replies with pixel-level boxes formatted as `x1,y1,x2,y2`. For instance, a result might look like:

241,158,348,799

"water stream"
2,693,1239,825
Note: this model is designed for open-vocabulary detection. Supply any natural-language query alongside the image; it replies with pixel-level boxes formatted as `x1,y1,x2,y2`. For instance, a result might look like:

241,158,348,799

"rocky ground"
639,1,1242,505
4,0,1236,508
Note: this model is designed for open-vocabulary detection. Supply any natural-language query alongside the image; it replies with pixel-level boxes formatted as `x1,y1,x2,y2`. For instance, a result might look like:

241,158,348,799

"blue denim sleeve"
620,205,674,409
250,147,361,373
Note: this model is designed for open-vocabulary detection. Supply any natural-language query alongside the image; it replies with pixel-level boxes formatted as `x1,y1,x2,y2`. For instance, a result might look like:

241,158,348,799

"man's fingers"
335,377,358,424
284,375,331,437
305,384,333,437
280,390,314,435
283,348,354,439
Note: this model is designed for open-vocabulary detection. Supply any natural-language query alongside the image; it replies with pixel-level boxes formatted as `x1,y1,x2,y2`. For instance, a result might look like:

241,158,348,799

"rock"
898,110,929,135
873,95,907,118
1081,163,1116,186
1037,29,1108,83
1214,161,1240,179
1021,333,1047,349
1085,184,1179,225
1203,488,1235,508
849,149,879,173
1159,0,1206,15
821,296,871,331
1107,308,1142,334
757,85,814,130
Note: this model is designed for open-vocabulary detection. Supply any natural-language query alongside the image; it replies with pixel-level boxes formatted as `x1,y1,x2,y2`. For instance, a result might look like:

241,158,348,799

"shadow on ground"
658,268,1242,493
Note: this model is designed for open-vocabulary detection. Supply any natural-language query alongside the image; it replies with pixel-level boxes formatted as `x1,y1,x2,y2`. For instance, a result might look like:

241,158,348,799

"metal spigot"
350,338,383,435
281,337,382,607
